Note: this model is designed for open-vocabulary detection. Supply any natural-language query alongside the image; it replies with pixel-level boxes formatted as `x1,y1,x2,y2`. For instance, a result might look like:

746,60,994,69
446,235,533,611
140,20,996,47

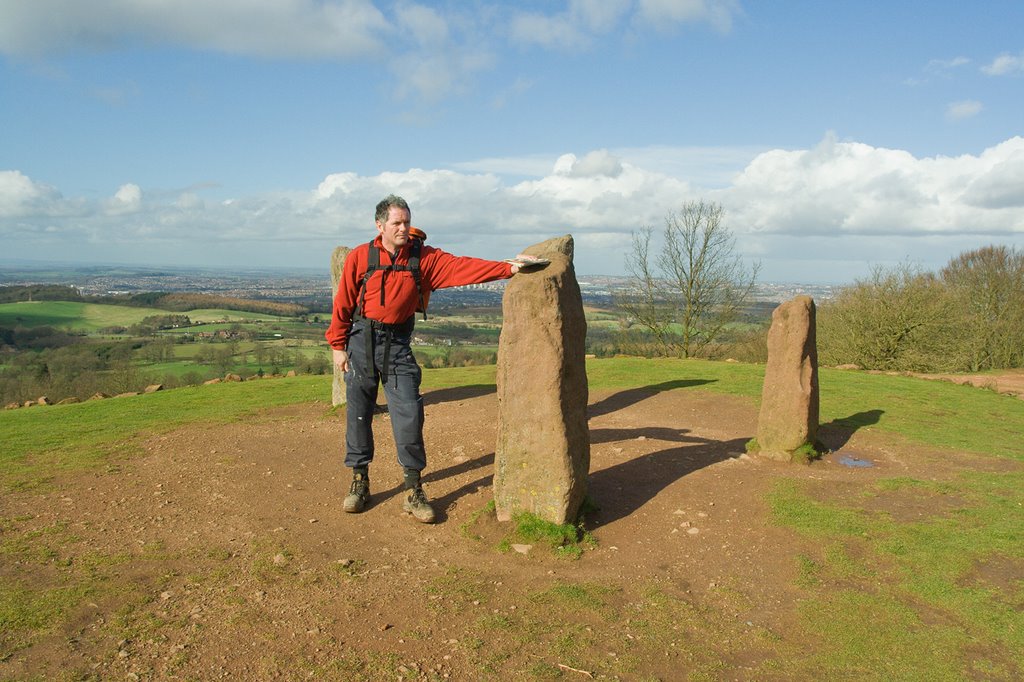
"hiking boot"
403,486,436,524
343,474,370,513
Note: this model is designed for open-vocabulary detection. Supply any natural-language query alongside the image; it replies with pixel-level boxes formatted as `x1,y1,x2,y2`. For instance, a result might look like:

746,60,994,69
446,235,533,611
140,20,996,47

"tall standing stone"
330,246,351,407
494,235,590,524
756,295,819,462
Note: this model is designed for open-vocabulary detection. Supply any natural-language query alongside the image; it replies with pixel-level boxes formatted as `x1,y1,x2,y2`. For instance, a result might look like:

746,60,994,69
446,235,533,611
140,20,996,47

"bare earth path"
909,369,1024,397
3,384,1019,680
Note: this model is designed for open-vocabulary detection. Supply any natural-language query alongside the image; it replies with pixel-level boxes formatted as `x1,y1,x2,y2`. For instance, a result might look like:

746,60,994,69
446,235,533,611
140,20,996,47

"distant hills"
1,262,838,310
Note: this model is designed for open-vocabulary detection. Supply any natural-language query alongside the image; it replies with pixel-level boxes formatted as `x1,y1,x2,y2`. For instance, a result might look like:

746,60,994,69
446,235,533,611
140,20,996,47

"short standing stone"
494,235,590,525
330,246,352,408
756,295,819,461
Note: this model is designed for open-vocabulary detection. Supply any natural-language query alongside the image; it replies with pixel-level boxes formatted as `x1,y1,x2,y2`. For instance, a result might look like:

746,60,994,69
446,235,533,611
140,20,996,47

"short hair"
375,194,411,223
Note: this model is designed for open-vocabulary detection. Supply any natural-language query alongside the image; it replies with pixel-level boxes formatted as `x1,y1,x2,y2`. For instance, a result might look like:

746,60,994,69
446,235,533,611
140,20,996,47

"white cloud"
635,0,741,33
0,171,63,218
108,183,143,215
962,141,1024,209
925,56,971,72
508,0,736,49
395,3,449,47
574,0,633,33
981,50,1024,76
907,55,972,86
946,99,983,121
449,153,557,178
554,150,624,178
4,136,1024,281
508,12,591,51
507,0,632,49
454,145,767,187
1,1,740,110
722,135,1024,239
389,46,494,104
0,0,388,59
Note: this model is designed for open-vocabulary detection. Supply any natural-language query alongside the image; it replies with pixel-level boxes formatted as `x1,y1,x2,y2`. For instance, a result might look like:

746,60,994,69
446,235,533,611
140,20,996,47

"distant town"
0,262,838,310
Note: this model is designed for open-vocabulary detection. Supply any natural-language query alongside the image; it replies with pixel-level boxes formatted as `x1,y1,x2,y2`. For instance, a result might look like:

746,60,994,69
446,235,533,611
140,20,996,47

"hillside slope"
2,363,1023,680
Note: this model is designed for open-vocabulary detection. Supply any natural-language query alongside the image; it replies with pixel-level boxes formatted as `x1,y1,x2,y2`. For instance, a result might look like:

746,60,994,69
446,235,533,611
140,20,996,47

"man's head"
374,194,412,253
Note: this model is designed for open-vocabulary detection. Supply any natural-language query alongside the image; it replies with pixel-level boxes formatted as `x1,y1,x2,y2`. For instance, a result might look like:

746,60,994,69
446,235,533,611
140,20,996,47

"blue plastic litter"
838,456,873,468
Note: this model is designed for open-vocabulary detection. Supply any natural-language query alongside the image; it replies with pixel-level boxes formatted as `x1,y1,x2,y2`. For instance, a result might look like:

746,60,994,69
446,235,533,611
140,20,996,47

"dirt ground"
907,369,1024,397
2,382,1020,680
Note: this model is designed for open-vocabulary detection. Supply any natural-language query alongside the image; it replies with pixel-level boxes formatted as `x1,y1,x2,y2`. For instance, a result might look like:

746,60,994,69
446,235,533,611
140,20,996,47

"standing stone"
330,246,351,407
756,295,819,462
494,235,590,525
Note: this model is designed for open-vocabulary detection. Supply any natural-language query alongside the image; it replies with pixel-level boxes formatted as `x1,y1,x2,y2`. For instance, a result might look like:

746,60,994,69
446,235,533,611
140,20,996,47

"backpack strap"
354,239,427,321
408,239,427,321
354,240,379,318
350,239,426,376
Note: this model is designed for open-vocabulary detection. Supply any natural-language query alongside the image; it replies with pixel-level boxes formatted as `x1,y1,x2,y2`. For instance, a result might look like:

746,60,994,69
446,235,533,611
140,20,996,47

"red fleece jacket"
326,236,513,350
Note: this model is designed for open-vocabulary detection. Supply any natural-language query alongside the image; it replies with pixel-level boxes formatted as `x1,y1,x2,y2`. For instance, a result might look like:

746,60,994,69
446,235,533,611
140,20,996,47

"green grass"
4,358,1023,491
0,301,169,331
585,358,1024,461
769,469,1024,678
178,308,291,323
505,511,596,559
815,368,1024,460
0,375,326,490
0,301,290,333
1,356,1023,678
531,581,617,612
0,583,92,648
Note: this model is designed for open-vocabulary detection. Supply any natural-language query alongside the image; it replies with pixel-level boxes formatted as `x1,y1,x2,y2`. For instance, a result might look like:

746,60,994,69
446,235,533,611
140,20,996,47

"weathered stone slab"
330,245,351,407
494,235,590,524
756,295,819,462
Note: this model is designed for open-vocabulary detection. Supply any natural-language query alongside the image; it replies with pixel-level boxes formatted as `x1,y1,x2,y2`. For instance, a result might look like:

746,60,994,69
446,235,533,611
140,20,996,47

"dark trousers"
344,319,426,472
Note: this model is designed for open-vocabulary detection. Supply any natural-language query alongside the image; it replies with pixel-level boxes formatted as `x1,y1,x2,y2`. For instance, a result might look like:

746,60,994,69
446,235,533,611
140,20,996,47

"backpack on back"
355,229,430,321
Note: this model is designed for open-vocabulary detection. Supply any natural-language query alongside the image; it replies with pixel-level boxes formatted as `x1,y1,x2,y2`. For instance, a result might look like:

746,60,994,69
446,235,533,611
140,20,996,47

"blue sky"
2,0,1023,283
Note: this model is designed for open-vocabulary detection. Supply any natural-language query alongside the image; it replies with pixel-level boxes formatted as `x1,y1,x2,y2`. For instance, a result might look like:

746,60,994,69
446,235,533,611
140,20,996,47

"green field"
6,358,1020,481
0,301,291,332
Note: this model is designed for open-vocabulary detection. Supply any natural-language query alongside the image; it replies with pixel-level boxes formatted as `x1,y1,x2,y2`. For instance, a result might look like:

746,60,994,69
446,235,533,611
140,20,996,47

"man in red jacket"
326,195,520,523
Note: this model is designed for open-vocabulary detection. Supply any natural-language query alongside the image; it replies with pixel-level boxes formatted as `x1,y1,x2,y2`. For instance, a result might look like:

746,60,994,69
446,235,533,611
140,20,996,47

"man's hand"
510,263,520,274
332,348,350,373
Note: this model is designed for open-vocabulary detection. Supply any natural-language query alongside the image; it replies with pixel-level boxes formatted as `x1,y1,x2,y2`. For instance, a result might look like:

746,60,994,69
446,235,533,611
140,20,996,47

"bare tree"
941,245,1024,370
617,200,760,358
817,263,966,371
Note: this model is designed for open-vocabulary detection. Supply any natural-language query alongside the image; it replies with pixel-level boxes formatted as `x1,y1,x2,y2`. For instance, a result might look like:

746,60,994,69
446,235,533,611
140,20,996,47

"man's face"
376,206,411,253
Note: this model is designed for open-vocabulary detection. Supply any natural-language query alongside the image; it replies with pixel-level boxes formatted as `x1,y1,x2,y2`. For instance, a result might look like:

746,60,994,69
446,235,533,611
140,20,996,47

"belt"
352,313,415,377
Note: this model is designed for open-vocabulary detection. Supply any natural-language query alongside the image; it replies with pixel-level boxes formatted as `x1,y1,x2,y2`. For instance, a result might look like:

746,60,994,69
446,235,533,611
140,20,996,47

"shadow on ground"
418,430,743,529
588,379,717,418
427,452,496,522
818,409,885,451
423,384,496,406
588,430,747,529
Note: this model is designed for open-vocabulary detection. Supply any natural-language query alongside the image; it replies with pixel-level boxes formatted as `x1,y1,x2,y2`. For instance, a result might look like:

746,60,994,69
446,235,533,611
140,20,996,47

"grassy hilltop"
2,358,1023,680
